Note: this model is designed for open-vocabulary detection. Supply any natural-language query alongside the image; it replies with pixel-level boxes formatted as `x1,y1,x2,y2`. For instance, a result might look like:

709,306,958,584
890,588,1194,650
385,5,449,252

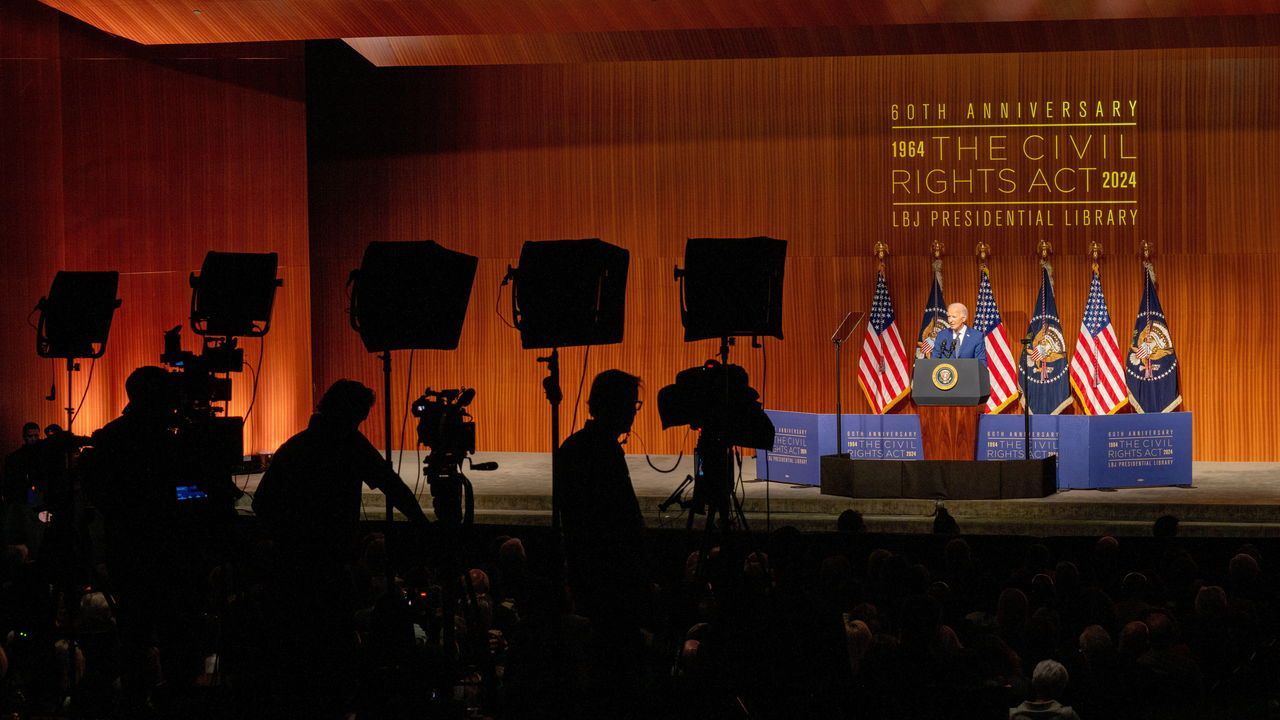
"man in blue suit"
931,302,988,361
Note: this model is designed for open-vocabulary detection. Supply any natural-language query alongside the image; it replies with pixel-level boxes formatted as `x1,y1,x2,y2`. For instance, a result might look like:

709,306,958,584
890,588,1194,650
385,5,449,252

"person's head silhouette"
317,379,376,429
587,370,641,436
123,366,176,415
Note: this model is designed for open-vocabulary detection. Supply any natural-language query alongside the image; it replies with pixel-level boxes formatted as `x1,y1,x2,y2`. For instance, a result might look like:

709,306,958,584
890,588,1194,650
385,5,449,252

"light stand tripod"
35,270,120,714
534,346,572,612
539,348,563,535
378,351,400,592
61,359,79,436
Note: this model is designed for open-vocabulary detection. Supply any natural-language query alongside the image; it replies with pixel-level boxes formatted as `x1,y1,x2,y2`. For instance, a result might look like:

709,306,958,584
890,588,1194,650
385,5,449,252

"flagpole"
1023,240,1052,459
931,239,945,337
1138,240,1154,385
864,240,889,439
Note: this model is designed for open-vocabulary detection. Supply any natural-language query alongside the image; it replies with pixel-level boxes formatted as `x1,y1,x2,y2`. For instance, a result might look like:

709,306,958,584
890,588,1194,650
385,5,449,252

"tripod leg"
730,484,751,535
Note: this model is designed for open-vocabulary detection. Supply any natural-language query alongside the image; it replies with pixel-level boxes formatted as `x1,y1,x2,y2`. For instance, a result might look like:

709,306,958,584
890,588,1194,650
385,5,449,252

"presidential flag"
915,259,947,362
1069,271,1128,415
1125,261,1182,412
1020,263,1072,415
973,268,1020,413
858,271,910,414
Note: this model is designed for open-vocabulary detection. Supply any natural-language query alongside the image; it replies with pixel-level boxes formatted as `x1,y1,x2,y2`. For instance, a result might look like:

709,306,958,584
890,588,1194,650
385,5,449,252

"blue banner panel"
1080,411,1193,489
756,410,833,486
757,411,923,485
841,414,924,461
978,413,1191,489
977,415,1066,460
1054,417,1091,488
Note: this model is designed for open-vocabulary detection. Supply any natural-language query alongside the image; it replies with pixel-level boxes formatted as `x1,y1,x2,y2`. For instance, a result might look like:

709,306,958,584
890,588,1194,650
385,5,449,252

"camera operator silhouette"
554,369,650,713
80,365,230,711
254,378,430,560
252,379,430,716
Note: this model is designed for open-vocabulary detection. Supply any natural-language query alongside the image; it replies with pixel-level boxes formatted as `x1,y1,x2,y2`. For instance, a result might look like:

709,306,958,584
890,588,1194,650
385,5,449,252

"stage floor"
236,452,1280,538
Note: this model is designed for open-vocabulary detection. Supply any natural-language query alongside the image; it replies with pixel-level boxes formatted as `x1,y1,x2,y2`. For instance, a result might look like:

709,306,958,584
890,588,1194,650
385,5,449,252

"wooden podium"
912,359,990,461
916,406,980,460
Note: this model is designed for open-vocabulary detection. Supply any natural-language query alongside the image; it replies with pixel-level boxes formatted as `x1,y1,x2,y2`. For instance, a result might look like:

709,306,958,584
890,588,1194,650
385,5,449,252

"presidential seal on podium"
932,362,959,390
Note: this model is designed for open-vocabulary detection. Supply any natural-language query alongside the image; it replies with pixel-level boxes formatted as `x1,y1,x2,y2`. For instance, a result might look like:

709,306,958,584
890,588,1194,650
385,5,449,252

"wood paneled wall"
308,44,1280,461
0,2,66,448
0,3,312,453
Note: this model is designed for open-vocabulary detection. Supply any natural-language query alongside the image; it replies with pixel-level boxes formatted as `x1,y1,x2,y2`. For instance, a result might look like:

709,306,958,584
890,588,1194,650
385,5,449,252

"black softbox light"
511,238,629,349
350,241,478,352
36,271,121,359
191,252,281,338
680,236,786,342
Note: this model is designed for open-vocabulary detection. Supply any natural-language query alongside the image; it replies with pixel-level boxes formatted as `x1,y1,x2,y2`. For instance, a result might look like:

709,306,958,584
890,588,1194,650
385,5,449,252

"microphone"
470,461,498,471
46,383,56,401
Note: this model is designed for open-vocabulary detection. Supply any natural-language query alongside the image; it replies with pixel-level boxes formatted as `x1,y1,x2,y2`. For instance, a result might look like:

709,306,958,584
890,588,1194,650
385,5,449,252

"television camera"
657,360,774,529
412,387,495,525
157,325,247,477
413,387,477,459
160,325,241,413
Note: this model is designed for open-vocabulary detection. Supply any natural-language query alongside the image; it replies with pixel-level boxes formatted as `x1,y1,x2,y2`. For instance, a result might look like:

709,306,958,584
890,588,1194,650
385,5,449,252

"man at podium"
931,302,987,361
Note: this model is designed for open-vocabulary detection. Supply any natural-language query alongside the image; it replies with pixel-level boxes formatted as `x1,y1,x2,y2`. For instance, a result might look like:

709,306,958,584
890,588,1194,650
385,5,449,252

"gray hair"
1031,659,1069,699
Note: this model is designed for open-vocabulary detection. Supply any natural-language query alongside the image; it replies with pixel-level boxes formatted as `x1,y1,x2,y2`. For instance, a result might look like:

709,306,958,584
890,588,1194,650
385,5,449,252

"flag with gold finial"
858,269,911,414
1125,258,1182,412
973,267,1020,413
1069,269,1128,415
1020,261,1072,415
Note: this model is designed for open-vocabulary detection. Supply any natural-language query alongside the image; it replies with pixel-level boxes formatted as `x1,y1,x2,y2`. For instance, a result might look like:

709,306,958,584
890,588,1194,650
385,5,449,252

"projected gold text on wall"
888,100,1137,230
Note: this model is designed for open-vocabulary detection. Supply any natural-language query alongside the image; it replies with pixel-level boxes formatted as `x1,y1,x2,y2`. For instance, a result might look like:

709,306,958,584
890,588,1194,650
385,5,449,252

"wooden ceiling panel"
38,0,1280,46
346,16,1280,66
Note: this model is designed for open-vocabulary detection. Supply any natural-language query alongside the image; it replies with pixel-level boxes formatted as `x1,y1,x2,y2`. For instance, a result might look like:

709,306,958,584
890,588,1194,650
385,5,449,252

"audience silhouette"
1,370,1278,719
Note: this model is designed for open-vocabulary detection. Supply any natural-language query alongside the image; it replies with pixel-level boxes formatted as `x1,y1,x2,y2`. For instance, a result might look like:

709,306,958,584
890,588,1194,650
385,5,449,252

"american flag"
858,271,911,414
973,268,1020,413
1069,271,1128,415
